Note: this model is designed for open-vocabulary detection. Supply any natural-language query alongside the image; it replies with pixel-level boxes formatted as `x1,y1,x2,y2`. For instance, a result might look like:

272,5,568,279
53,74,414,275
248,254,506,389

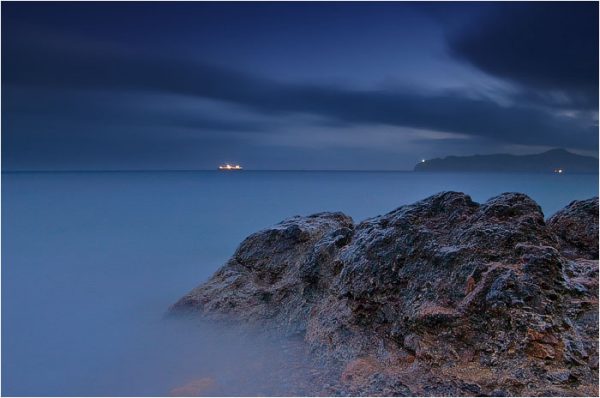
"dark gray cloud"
4,88,269,133
3,3,598,171
448,2,598,110
4,31,597,151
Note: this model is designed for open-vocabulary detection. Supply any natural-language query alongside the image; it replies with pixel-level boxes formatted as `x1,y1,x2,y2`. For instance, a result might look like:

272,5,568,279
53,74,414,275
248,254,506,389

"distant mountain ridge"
414,149,598,173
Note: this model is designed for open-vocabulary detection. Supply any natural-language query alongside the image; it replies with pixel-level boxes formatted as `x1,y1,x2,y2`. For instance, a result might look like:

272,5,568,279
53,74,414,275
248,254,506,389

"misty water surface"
2,171,598,396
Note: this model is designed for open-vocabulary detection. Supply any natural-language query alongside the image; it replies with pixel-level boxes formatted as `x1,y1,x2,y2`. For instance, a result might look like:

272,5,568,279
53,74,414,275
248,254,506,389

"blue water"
2,171,598,396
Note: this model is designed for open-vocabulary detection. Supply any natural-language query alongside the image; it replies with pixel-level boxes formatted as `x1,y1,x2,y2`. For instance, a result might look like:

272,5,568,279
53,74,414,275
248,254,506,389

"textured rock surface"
171,192,599,396
548,198,599,260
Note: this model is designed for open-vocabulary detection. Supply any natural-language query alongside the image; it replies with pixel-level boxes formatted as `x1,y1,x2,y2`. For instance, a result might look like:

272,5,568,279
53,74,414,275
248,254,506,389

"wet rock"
171,192,599,396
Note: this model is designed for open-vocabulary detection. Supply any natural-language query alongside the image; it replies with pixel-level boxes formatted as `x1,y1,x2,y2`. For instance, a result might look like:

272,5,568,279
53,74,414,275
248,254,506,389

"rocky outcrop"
171,192,599,396
547,198,599,260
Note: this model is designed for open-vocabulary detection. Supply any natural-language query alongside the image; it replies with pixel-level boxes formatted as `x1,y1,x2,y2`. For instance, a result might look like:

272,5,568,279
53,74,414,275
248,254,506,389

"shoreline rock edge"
171,192,599,396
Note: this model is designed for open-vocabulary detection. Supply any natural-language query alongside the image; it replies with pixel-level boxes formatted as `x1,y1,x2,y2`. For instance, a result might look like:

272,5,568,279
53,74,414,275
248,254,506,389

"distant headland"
414,149,598,173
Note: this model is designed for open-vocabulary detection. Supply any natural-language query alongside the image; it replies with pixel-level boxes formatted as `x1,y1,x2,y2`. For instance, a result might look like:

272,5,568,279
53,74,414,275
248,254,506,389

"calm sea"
2,171,598,396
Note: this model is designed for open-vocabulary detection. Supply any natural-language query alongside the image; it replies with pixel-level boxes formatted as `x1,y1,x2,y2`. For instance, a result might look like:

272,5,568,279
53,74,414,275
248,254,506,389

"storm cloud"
448,2,598,110
2,2,598,170
5,30,596,148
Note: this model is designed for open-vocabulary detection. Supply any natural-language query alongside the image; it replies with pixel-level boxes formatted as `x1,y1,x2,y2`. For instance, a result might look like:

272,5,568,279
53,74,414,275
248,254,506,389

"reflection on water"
2,171,597,395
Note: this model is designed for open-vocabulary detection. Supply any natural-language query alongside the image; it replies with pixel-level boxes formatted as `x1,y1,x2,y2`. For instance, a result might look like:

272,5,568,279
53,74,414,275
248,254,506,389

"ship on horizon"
218,163,243,170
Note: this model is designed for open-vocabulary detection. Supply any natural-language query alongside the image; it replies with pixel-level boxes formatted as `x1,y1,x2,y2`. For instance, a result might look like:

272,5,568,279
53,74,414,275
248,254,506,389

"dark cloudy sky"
2,1,598,170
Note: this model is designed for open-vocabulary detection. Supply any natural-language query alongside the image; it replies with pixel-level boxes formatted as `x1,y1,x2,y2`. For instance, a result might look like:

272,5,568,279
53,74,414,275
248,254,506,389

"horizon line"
2,169,416,173
3,169,599,175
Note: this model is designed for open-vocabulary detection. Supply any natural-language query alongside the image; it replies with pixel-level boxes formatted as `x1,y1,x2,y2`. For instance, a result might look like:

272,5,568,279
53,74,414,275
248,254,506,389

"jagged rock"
171,192,599,396
547,197,599,259
171,211,354,335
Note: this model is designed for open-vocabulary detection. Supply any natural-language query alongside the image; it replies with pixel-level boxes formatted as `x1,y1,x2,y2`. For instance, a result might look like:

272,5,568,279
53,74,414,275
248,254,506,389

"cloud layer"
3,2,598,170
449,2,598,110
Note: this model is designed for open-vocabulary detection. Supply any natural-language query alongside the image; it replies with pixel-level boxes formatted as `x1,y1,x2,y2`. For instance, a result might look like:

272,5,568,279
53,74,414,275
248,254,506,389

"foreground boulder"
171,192,599,396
